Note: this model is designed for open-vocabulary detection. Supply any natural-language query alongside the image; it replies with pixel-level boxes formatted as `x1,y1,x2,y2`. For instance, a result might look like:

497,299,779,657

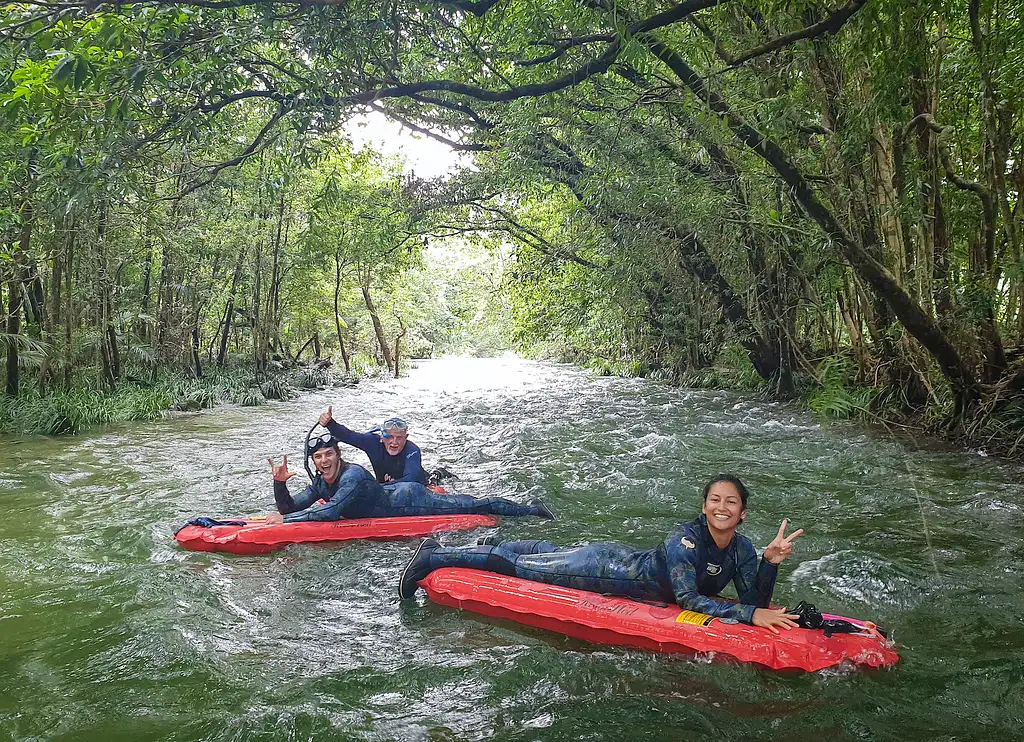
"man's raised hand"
268,455,297,482
318,406,333,427
763,519,804,565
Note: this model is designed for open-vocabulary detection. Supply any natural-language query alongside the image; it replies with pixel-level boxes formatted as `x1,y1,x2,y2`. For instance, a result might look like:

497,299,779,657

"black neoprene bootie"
530,500,556,520
398,538,440,599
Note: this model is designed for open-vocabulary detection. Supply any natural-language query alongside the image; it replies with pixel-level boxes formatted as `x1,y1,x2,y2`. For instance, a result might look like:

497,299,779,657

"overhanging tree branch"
367,103,492,151
408,94,496,130
164,104,288,200
728,0,871,66
688,16,737,65
515,34,616,67
472,202,603,270
165,0,733,147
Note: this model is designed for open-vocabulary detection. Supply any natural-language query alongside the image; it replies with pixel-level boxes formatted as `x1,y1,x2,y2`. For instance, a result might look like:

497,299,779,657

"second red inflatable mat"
420,567,899,672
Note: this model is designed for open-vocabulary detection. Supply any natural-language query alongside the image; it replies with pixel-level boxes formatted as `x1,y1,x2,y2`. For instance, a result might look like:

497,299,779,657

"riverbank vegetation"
0,365,349,435
3,0,1024,455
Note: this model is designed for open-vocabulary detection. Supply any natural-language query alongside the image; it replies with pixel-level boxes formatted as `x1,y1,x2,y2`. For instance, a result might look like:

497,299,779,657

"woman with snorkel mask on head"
264,411,555,524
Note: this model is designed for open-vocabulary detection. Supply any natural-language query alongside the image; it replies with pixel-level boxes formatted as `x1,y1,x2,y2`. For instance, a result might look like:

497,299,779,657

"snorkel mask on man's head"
379,418,409,439
379,418,410,455
307,433,340,453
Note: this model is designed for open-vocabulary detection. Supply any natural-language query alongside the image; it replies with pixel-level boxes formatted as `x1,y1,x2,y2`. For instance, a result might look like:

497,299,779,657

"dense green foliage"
2,0,1024,452
0,367,302,435
0,29,511,412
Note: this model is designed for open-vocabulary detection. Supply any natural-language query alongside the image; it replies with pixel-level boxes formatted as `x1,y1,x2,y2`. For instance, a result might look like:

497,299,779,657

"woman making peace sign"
399,474,803,634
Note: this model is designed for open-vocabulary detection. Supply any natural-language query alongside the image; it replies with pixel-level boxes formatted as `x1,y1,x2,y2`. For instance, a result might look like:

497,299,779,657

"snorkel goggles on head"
378,418,409,438
306,433,340,454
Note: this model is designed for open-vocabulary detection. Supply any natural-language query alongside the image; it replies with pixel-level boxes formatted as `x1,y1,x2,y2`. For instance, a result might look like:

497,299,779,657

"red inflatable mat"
175,515,498,556
420,568,899,672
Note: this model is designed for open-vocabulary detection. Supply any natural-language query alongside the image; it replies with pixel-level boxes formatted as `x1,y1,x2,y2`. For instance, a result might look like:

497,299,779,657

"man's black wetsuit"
418,514,778,623
325,420,427,485
273,463,549,523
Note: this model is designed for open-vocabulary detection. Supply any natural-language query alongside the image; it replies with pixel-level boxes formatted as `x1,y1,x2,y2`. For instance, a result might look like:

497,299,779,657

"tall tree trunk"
218,298,235,368
155,160,188,367
50,229,65,331
218,248,246,367
192,323,203,379
269,189,286,354
97,198,120,388
838,282,870,378
63,227,75,387
156,242,173,365
40,228,65,391
334,251,352,373
24,260,44,336
139,239,153,342
362,284,394,371
5,276,21,397
207,309,225,365
393,318,407,378
6,201,31,396
252,239,264,370
871,129,908,285
105,309,121,385
251,156,268,371
931,166,953,319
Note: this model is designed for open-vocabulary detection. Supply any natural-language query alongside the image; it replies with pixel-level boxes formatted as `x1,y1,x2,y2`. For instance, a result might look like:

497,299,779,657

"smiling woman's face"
702,480,746,534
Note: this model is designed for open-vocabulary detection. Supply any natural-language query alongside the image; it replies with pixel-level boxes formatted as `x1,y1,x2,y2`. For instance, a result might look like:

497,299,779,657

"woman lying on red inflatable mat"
398,474,802,633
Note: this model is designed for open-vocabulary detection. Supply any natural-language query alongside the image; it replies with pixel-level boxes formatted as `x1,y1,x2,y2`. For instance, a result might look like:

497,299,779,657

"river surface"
1,357,1022,741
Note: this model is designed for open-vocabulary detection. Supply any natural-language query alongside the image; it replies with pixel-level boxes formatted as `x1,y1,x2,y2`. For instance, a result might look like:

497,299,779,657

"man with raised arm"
318,407,427,485
398,474,800,633
264,432,554,524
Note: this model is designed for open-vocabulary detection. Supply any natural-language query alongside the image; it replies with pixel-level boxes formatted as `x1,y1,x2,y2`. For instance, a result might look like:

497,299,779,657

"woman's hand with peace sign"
268,455,297,483
763,519,804,565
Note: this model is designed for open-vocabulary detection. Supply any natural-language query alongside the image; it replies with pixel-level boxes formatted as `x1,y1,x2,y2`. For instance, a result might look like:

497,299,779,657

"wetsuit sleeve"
282,496,353,522
393,443,425,484
282,466,372,523
325,420,380,454
731,538,778,610
664,533,760,624
273,480,319,514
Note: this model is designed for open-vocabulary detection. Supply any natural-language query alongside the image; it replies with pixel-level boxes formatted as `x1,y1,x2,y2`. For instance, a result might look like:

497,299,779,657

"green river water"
1,358,1022,741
